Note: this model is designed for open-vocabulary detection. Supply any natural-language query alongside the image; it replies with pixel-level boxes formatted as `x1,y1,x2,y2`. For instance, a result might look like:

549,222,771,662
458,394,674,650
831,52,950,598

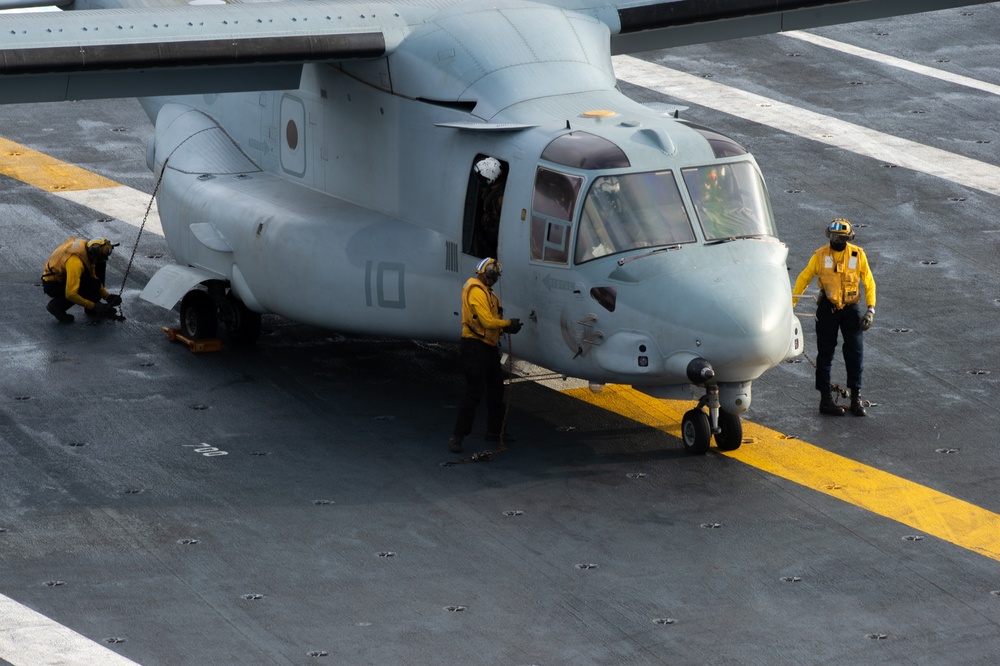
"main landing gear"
179,283,262,345
681,385,743,455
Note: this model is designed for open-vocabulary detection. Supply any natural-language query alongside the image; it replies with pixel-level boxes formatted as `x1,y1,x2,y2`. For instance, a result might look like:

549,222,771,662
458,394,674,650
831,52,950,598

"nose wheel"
681,384,744,455
714,410,743,451
681,408,712,455
681,408,743,454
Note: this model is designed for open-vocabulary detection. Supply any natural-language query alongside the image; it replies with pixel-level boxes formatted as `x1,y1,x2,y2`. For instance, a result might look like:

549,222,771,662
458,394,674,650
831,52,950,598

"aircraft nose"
590,243,795,385
655,259,794,380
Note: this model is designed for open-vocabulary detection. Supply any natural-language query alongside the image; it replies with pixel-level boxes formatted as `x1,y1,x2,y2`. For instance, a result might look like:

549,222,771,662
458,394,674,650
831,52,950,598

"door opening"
462,154,509,259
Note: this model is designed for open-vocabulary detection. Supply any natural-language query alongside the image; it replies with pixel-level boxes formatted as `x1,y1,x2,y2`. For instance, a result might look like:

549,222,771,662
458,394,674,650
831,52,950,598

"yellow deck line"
0,137,120,191
564,385,1000,562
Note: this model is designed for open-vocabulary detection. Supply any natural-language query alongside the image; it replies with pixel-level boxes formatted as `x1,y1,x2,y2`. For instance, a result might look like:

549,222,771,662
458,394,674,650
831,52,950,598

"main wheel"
681,408,711,455
225,293,262,346
180,290,218,340
714,410,743,451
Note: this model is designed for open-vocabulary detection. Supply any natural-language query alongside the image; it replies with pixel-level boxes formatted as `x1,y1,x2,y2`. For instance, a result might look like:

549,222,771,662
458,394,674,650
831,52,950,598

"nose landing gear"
681,384,744,455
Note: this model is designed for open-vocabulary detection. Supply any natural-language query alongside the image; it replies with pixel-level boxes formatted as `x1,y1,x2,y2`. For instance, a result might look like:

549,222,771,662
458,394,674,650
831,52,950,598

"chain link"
800,350,847,399
115,159,168,318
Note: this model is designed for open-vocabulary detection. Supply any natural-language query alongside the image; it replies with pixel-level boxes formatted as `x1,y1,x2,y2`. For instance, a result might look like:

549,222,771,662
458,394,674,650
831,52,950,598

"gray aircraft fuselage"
135,1,801,424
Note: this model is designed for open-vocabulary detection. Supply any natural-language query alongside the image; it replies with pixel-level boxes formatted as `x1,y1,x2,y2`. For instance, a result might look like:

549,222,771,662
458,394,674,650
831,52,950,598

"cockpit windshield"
575,170,695,264
681,161,777,241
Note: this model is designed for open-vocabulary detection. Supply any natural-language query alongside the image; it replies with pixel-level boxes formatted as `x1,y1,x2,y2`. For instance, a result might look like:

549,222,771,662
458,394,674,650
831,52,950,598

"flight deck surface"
2,4,1000,664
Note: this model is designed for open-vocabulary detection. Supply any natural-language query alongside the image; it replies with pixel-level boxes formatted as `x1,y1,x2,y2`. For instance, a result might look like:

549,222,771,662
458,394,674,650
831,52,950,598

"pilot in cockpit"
697,168,725,210
596,177,624,212
594,176,642,246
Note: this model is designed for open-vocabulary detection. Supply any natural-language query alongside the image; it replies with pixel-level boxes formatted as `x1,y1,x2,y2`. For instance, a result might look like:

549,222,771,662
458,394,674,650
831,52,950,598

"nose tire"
714,411,743,451
681,408,711,455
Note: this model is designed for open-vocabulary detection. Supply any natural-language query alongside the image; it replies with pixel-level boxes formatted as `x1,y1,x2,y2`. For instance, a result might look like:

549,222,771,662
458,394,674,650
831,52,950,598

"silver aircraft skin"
0,0,992,453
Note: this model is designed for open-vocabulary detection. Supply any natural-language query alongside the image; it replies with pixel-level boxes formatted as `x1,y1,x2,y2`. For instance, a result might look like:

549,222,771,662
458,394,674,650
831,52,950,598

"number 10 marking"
365,260,406,309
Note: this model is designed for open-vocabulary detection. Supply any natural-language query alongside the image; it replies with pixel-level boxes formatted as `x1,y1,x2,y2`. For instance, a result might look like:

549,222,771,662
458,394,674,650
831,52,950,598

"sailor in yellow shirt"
449,257,522,454
42,237,121,323
792,219,876,417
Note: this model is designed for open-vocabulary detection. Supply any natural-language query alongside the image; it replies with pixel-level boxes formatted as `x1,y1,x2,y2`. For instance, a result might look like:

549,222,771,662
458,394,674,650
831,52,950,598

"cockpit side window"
679,121,749,158
682,161,777,241
531,167,583,264
575,170,695,264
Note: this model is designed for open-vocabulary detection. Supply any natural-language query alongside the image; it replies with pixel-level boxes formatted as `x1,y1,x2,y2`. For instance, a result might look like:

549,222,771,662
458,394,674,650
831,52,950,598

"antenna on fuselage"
565,120,571,130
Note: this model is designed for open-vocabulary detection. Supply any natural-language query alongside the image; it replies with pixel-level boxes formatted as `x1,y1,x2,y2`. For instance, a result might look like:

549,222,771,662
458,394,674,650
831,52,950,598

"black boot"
819,391,845,416
448,435,463,453
46,300,74,323
849,389,867,417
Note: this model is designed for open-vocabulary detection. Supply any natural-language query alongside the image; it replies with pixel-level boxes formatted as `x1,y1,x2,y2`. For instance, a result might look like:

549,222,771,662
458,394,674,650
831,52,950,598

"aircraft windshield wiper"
704,234,764,245
616,245,681,266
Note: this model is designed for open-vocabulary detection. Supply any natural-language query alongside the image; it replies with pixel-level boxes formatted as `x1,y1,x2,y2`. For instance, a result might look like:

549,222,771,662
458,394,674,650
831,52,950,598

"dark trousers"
43,273,103,312
815,300,864,391
452,337,505,438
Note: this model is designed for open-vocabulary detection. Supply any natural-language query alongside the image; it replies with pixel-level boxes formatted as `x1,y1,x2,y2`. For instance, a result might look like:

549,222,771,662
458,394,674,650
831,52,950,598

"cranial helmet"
475,257,502,281
825,218,855,241
87,238,118,260
598,178,620,195
474,157,502,184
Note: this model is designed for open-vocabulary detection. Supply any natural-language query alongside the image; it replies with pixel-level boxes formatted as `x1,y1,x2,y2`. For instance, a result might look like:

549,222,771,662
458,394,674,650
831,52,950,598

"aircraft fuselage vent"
445,241,459,273
417,98,477,113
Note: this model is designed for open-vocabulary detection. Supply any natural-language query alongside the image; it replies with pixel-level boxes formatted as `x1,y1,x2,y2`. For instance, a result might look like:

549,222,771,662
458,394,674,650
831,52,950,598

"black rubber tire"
180,290,218,340
681,408,711,455
714,410,743,451
225,293,262,346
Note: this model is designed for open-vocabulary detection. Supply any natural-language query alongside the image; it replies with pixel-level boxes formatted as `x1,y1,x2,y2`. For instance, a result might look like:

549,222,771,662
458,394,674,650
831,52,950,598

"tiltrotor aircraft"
0,0,989,453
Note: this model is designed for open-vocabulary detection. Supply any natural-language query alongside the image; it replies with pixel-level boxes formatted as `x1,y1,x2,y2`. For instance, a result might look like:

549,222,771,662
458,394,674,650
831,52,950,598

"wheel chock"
162,327,222,353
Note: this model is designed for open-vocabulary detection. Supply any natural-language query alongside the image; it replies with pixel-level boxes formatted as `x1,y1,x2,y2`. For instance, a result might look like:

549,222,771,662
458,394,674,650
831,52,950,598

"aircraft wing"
0,0,994,104
594,0,999,54
0,1,436,103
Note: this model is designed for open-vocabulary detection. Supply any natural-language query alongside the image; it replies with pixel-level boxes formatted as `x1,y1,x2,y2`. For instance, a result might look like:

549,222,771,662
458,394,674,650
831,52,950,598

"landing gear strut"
682,384,743,455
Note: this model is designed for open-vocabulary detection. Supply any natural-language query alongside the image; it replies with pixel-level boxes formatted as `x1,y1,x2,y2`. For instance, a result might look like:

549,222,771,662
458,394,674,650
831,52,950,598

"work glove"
506,318,523,334
861,309,874,331
106,294,122,307
91,302,113,318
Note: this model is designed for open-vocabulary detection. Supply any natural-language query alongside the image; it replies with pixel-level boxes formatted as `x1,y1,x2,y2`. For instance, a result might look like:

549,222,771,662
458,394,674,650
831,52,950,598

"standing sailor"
792,219,876,416
449,257,522,453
